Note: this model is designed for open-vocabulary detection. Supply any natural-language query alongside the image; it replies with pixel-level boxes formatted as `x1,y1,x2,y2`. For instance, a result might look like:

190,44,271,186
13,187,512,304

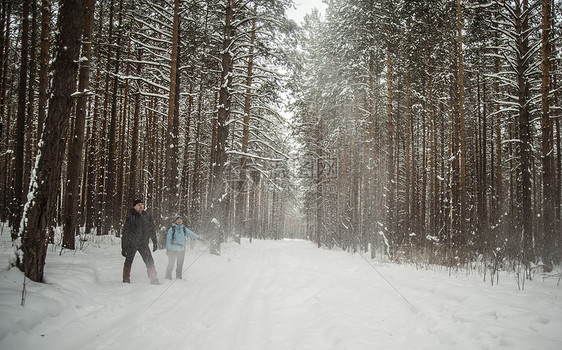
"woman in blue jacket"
166,216,200,279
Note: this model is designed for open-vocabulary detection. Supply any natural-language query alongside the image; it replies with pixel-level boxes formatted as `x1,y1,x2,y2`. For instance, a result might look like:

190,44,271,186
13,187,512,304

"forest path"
78,239,427,350
2,237,561,350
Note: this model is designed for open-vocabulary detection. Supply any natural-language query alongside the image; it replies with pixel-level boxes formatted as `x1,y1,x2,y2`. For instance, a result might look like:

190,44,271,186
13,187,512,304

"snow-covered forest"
0,0,561,285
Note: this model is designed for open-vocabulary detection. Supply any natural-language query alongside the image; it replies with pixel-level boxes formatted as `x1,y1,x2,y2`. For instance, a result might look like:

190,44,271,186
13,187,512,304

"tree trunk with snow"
235,4,257,243
0,1,12,222
511,0,535,266
385,29,395,255
12,0,30,236
16,0,85,282
456,0,468,256
62,0,95,250
37,0,51,150
129,48,142,203
164,0,181,219
315,95,323,248
540,0,556,270
24,0,38,200
210,0,235,252
104,0,124,234
84,1,104,236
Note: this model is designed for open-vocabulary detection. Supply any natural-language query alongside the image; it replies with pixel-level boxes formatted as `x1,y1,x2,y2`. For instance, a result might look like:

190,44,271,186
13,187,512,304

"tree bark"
128,48,142,202
515,0,534,265
315,95,323,248
24,0,38,197
37,0,51,143
0,0,12,223
104,0,124,234
16,0,85,282
165,0,181,218
210,0,235,253
235,4,257,242
85,1,104,235
12,0,30,236
540,0,556,269
456,0,468,251
62,0,95,249
386,30,395,253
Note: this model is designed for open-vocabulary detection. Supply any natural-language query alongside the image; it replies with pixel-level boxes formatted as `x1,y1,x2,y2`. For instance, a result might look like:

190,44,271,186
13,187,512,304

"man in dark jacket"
121,199,159,284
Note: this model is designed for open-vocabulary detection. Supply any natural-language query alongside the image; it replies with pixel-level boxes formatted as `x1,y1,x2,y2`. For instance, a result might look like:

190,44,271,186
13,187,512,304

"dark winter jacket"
121,209,157,256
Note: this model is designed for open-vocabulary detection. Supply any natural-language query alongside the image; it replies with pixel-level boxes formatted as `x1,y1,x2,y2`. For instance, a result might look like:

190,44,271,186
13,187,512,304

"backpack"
169,225,188,242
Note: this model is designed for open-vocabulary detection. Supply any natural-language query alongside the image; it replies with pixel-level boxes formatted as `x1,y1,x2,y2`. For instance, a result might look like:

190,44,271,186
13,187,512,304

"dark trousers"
124,244,155,269
123,244,157,282
166,249,186,279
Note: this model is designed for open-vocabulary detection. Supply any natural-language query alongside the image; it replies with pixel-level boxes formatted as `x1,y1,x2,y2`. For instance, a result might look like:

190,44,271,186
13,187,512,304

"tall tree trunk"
37,0,51,143
116,19,134,226
210,0,235,253
165,0,181,219
62,0,95,249
128,48,142,202
12,0,30,236
24,0,38,196
493,22,503,242
456,0,468,253
85,1,104,235
540,0,556,269
404,20,412,238
386,30,395,255
189,5,211,231
428,48,437,238
554,66,561,249
479,76,489,248
315,95,323,248
180,66,194,216
405,67,412,229
0,1,6,145
516,0,534,266
367,44,378,258
449,67,461,264
97,0,115,235
552,0,561,238
170,42,181,215
0,0,12,222
190,77,204,229
104,0,123,234
235,4,257,243
15,0,85,282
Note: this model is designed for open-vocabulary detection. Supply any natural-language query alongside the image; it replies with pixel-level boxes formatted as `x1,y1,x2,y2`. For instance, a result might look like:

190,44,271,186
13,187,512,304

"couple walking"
120,199,200,284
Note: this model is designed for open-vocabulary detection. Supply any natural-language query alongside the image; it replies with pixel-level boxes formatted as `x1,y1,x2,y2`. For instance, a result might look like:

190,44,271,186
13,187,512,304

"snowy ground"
1,232,561,350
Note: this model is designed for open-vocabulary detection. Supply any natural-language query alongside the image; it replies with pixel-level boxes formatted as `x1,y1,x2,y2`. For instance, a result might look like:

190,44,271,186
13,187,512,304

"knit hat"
132,199,143,207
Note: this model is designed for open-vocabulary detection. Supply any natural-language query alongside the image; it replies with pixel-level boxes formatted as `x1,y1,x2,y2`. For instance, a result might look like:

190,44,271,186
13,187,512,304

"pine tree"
15,0,86,282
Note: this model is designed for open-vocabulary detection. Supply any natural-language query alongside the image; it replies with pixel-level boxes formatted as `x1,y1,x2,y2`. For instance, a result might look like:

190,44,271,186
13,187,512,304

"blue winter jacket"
166,224,200,252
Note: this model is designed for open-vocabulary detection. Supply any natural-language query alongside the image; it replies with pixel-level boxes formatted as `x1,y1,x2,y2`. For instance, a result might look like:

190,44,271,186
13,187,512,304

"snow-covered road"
1,237,561,349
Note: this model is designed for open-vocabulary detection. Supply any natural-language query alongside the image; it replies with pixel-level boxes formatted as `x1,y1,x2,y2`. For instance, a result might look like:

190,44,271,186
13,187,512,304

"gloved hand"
121,249,127,257
152,243,157,252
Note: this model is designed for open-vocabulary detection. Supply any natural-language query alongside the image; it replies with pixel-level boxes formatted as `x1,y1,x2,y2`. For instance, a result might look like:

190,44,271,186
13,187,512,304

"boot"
147,267,159,284
123,266,131,283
